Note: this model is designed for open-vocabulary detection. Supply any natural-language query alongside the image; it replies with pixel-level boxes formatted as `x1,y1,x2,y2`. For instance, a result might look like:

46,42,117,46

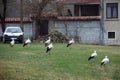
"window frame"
106,3,118,19
108,31,116,39
74,4,99,16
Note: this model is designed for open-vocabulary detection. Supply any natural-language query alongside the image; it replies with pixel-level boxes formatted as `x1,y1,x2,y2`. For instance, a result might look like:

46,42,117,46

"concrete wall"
104,0,120,45
62,5,74,16
23,23,33,39
49,20,100,44
0,23,33,39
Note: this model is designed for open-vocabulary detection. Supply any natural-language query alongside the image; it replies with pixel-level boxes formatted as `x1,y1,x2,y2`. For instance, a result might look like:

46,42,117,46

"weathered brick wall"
49,20,100,44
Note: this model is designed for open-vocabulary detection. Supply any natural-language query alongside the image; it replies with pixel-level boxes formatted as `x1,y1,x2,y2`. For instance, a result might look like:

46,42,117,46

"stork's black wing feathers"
23,43,28,47
88,56,94,61
101,62,104,66
67,43,72,47
46,47,51,53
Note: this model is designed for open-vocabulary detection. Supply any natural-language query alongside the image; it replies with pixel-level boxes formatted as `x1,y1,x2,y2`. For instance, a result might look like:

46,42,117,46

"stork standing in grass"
45,37,51,47
88,50,97,61
67,38,74,47
10,38,15,47
23,38,31,47
101,56,109,67
46,43,53,53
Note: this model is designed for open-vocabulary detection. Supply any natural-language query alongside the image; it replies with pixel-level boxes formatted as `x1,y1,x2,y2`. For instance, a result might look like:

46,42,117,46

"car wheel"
3,37,6,43
19,41,23,43
19,39,23,43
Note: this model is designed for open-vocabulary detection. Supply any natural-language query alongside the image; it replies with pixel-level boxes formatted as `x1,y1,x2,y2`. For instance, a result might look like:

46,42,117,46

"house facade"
47,0,101,44
32,0,120,45
104,0,120,45
1,0,120,45
48,0,120,45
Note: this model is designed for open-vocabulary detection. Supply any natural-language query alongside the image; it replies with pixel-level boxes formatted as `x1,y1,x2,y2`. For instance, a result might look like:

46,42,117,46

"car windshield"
6,28,21,33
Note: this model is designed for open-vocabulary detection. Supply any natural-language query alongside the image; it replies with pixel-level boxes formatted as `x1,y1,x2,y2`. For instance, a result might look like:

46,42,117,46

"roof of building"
57,16,101,21
0,17,32,22
57,0,100,4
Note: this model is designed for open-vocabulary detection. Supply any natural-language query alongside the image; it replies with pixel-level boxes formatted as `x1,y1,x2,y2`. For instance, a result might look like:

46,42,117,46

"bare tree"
24,0,63,18
23,0,64,39
63,21,68,36
20,0,23,31
23,0,50,17
74,26,80,43
37,0,53,17
73,24,83,43
0,0,7,32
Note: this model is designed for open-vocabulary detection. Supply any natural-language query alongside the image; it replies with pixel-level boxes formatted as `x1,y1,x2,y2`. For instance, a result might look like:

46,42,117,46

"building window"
108,32,115,39
74,4,99,16
106,3,118,19
81,5,99,16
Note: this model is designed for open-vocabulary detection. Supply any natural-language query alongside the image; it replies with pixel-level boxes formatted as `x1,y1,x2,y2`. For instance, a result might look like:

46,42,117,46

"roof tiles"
57,0,100,4
57,16,101,20
0,17,31,22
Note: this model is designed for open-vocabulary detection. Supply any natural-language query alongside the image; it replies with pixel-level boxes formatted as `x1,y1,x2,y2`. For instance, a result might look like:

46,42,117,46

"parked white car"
2,27,23,43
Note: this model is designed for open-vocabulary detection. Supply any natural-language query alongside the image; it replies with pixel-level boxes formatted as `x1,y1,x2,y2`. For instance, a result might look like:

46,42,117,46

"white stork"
10,38,15,47
88,50,97,61
67,38,74,47
101,56,109,66
45,37,51,47
23,38,31,47
46,43,53,53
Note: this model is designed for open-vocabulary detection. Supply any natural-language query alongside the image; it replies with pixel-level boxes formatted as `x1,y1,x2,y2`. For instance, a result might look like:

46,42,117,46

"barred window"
108,32,115,39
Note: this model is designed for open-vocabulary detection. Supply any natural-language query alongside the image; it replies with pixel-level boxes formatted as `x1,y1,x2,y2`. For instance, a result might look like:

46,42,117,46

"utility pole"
20,0,23,31
100,0,104,45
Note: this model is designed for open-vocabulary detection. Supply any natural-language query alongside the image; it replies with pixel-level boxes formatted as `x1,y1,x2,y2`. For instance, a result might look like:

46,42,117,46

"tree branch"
37,0,54,17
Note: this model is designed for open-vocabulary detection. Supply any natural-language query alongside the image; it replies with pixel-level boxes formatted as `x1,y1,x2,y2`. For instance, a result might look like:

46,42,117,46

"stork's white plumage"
46,43,53,53
101,56,109,66
88,50,97,61
26,38,31,43
10,38,15,47
67,38,74,47
45,37,51,47
23,38,31,47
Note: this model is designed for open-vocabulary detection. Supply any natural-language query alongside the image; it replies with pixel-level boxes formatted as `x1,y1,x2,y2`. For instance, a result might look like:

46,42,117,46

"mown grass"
0,42,120,80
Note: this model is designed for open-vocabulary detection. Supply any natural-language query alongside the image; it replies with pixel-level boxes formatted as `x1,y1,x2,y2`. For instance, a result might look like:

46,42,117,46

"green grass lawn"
0,42,120,80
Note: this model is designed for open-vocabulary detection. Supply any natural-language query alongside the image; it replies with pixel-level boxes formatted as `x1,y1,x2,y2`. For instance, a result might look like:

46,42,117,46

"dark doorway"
39,20,48,36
